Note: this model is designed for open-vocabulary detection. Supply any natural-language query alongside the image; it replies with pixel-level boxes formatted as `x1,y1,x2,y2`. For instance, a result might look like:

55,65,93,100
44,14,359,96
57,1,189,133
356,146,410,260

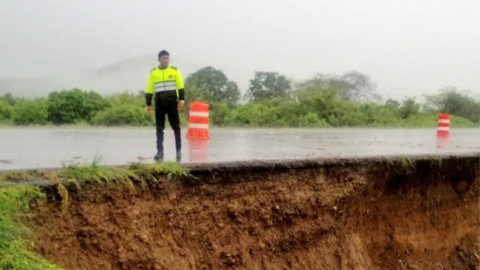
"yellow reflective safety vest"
146,66,184,98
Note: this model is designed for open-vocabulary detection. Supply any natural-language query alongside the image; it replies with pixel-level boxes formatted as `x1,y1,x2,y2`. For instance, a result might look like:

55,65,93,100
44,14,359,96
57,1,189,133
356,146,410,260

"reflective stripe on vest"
154,81,176,92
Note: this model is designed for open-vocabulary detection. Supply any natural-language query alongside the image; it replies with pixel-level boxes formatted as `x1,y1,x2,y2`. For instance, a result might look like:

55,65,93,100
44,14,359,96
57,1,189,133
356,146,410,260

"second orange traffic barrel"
186,102,210,139
437,113,450,139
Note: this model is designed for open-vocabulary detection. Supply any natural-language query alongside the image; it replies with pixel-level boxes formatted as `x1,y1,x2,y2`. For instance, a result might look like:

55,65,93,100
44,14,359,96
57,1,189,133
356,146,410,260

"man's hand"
178,100,184,111
146,106,152,116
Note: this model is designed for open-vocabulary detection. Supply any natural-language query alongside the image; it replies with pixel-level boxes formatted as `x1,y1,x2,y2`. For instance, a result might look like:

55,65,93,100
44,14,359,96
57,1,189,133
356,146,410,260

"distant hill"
0,54,204,98
0,77,59,98
0,54,249,98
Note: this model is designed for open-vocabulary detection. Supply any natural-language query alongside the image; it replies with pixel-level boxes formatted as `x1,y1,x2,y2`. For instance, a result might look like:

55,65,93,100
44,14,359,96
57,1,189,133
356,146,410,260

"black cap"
158,50,169,58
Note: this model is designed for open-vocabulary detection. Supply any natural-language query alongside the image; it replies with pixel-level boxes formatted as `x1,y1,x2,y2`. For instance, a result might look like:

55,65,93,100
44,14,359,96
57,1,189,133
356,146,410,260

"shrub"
0,100,12,122
48,89,109,124
91,105,153,126
91,105,152,126
12,100,48,125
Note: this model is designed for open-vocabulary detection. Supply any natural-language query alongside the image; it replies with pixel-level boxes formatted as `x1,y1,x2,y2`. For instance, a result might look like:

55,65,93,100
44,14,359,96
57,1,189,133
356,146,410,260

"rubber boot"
155,131,164,162
174,129,182,163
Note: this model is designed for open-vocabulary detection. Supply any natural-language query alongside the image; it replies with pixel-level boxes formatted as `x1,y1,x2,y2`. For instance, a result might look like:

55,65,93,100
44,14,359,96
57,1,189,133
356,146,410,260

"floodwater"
0,127,479,170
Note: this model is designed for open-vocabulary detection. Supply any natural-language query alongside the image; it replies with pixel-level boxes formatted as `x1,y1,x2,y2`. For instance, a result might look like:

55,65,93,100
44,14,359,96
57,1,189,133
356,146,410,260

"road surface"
0,128,479,170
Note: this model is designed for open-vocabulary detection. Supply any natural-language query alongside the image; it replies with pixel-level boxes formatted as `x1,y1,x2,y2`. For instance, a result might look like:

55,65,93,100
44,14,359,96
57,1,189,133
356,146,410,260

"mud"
30,155,479,270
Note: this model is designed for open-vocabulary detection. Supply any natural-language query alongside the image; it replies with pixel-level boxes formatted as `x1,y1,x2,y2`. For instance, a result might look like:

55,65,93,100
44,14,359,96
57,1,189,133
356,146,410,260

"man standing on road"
145,50,185,162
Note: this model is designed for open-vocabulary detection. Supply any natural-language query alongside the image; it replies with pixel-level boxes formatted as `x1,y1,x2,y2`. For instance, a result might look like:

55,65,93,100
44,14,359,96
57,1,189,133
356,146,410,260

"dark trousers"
155,102,181,154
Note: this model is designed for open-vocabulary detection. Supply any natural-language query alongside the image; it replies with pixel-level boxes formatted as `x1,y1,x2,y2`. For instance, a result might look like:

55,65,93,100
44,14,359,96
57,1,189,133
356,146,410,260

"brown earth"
30,156,480,270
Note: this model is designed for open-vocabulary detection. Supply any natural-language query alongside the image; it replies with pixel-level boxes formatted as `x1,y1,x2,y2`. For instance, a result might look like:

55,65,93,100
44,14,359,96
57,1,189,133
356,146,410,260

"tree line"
0,67,478,128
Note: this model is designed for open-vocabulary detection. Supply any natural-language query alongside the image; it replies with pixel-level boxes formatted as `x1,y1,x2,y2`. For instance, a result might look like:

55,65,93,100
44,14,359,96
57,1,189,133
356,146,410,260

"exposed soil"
30,156,480,270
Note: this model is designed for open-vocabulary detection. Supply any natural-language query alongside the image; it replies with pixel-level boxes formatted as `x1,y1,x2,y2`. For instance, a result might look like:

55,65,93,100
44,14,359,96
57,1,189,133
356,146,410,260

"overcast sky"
0,0,479,100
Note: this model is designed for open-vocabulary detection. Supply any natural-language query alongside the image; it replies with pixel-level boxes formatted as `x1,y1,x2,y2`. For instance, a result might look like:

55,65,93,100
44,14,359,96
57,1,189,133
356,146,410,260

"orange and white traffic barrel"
437,113,450,138
186,102,210,139
436,113,449,147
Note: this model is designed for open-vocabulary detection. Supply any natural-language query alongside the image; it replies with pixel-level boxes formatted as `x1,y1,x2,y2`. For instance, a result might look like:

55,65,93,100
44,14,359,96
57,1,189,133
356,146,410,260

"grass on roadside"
0,170,57,184
385,155,417,174
59,159,191,186
1,156,191,186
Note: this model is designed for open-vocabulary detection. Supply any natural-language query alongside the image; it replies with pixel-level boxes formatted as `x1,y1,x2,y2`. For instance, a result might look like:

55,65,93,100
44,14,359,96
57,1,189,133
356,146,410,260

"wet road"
0,127,479,170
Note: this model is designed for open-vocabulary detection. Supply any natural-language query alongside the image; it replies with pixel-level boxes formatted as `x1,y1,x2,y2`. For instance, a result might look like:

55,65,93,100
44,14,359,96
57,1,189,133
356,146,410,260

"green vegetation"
185,66,241,106
47,89,108,124
0,186,62,270
2,160,190,186
424,87,480,124
0,69,478,127
12,99,48,125
90,105,151,126
385,156,417,174
60,161,190,185
245,71,291,102
60,163,138,185
0,170,56,184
